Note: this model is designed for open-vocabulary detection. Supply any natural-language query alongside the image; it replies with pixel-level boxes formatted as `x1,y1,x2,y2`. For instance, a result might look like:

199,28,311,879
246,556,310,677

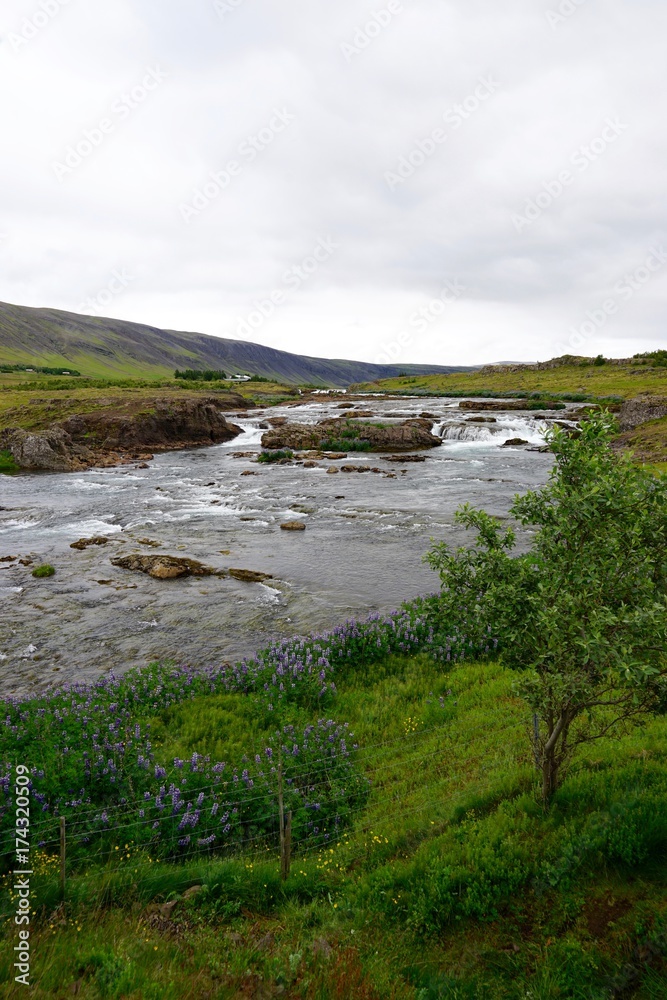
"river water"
0,396,566,695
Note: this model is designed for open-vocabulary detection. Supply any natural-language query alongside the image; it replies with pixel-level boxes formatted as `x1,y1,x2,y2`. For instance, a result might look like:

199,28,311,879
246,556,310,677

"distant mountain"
0,301,472,387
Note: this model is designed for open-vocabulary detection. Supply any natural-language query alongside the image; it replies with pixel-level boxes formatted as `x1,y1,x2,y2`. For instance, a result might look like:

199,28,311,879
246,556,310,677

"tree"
426,413,667,802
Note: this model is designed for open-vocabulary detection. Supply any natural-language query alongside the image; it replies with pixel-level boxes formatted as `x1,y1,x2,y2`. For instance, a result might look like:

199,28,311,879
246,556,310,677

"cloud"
0,0,665,364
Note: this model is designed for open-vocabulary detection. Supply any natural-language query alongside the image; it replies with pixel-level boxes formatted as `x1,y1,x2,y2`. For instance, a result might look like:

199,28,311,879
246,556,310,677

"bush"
257,450,294,463
0,450,18,475
31,564,55,578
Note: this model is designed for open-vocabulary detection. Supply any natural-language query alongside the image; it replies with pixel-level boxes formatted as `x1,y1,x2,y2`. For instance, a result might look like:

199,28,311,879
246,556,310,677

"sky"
1,0,666,367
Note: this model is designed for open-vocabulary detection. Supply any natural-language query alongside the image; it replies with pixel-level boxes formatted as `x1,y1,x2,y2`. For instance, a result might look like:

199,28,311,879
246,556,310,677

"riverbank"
1,636,665,998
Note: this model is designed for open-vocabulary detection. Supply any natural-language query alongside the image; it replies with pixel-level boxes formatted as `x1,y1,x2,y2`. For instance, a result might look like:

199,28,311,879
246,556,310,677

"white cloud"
0,0,666,365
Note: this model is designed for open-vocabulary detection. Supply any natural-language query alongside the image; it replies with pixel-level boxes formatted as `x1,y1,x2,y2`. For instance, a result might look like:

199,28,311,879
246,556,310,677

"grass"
0,379,295,434
0,449,18,474
257,449,295,463
352,362,667,400
2,650,666,997
31,564,55,578
616,416,667,464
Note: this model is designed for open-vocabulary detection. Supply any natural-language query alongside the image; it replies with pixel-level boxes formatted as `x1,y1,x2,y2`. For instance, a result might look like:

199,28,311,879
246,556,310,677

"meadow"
0,605,666,998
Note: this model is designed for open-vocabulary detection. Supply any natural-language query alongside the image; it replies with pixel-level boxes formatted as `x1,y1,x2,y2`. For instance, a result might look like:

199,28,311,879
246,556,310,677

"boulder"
383,454,427,463
70,536,109,550
110,554,225,579
502,438,529,447
466,416,497,423
280,522,306,531
327,467,339,474
228,568,273,583
618,397,667,432
262,417,441,453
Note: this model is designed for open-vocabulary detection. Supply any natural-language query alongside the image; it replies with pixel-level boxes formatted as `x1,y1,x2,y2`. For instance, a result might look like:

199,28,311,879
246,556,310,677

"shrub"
31,564,55,578
0,450,19,475
257,450,294,463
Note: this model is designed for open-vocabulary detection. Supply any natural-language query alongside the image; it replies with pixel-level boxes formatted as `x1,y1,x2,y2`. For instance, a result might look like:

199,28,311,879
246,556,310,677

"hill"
351,355,667,399
0,300,470,387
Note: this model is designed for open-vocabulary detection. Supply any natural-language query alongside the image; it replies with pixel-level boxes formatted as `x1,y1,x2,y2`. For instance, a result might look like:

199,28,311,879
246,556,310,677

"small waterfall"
439,415,549,447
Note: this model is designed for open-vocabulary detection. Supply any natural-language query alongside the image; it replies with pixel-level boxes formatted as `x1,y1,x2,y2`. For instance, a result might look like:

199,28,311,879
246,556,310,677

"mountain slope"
0,301,471,386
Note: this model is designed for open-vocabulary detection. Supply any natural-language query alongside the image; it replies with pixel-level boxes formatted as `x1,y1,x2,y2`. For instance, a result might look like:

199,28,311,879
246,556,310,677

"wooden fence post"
59,816,66,900
284,810,292,881
278,762,286,879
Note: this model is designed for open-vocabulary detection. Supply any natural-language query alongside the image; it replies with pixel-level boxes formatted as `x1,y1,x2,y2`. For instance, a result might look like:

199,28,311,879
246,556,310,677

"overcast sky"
1,0,666,366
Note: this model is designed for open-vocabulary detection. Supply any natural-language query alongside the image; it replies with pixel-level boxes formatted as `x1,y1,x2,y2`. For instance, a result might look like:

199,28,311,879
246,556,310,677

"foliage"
633,349,667,367
426,411,667,800
0,364,80,376
0,607,491,868
174,369,227,381
31,564,55,578
1,655,666,997
0,450,18,475
257,449,294,463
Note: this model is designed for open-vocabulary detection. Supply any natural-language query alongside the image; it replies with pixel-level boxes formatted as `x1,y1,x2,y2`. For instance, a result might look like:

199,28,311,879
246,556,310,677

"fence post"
284,810,292,881
278,762,286,879
59,816,66,900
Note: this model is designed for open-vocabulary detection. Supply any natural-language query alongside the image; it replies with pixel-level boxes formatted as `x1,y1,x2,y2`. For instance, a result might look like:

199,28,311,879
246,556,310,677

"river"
0,396,566,695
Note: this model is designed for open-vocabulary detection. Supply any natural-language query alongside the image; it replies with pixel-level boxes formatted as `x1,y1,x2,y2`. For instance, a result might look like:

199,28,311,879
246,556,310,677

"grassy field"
0,378,297,432
1,645,666,998
352,363,667,400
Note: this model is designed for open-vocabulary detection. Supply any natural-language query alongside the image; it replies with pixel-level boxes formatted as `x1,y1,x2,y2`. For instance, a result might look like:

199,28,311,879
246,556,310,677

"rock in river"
280,522,307,531
110,554,226,580
228,568,274,583
70,536,109,550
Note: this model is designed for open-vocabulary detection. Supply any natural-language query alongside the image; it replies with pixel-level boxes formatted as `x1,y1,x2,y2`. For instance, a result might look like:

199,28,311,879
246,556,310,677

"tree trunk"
541,748,559,803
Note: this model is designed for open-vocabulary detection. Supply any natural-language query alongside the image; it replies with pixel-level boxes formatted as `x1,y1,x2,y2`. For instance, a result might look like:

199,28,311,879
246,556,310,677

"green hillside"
0,301,469,387
352,359,667,400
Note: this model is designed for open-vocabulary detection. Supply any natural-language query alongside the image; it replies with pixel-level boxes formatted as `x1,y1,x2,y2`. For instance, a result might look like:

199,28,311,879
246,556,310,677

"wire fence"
0,716,529,900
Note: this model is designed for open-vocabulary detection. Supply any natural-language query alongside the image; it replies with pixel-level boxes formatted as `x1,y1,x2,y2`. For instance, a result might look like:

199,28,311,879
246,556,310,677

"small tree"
426,412,667,801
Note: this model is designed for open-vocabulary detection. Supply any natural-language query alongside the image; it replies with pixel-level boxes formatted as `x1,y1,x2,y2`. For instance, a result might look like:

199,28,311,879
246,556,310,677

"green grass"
352,363,667,400
257,449,295,463
0,449,18,474
31,564,55,578
2,654,666,997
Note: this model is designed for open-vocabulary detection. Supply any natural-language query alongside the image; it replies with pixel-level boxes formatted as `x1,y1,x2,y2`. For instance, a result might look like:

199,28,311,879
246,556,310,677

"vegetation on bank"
1,414,666,995
0,449,18,474
352,361,667,399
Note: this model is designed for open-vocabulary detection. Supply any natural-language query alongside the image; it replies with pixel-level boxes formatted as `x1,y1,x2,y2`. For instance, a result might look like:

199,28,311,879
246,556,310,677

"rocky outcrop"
618,397,667,432
458,400,563,412
0,396,244,472
262,417,441,453
70,536,109,550
228,568,273,582
110,554,226,579
0,427,90,472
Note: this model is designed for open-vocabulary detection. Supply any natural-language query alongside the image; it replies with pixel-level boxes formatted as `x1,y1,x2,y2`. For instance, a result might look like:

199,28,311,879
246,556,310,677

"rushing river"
0,396,568,695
